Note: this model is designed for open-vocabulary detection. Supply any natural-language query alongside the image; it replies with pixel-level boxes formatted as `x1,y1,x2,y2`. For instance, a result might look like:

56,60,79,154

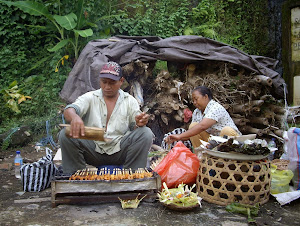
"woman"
165,86,241,148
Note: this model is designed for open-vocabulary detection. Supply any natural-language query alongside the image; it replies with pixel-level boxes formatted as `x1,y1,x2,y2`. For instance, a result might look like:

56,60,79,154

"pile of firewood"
121,60,297,148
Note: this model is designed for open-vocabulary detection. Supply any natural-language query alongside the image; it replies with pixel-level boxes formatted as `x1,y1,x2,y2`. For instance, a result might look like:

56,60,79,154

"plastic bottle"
268,138,277,149
268,138,277,161
14,151,23,179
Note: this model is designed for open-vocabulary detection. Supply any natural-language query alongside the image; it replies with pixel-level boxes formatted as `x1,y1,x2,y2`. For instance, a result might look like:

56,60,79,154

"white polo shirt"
65,89,141,155
192,99,241,136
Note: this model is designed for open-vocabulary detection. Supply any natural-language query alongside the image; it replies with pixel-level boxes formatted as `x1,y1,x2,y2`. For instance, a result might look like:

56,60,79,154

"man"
59,61,154,174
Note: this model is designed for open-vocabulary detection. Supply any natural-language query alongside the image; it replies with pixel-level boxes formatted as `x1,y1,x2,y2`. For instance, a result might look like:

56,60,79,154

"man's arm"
64,108,85,138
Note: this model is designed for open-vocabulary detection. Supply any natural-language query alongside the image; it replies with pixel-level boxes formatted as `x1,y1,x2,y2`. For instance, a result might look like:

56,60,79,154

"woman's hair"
192,86,213,100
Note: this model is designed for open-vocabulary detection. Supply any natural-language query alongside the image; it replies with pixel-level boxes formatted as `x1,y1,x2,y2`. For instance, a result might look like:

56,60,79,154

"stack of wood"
121,60,296,149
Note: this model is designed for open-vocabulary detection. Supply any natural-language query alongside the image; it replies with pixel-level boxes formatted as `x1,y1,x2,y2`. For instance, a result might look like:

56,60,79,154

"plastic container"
268,138,277,161
14,150,23,179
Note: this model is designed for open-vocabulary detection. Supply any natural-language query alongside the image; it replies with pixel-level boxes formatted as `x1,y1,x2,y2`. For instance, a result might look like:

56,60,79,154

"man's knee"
139,126,153,138
58,128,67,143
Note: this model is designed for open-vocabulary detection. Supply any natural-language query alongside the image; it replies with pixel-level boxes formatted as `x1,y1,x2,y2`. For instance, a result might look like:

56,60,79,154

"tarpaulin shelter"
60,35,286,103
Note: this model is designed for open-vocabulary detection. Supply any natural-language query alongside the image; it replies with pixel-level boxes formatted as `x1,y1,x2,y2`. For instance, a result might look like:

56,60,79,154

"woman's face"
192,90,209,111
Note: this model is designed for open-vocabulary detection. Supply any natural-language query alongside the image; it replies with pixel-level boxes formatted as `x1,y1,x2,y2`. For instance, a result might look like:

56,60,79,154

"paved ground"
1,147,300,226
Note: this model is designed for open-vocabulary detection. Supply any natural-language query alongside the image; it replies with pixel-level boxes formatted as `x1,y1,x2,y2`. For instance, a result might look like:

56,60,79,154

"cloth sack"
21,148,58,192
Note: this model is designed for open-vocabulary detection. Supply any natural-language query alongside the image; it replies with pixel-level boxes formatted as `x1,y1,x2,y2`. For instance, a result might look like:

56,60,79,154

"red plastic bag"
154,141,200,188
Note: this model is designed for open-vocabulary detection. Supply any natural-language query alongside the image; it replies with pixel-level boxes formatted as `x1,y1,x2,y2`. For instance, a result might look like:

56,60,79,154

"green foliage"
185,0,220,38
102,0,190,38
0,0,96,60
187,0,270,55
153,60,168,76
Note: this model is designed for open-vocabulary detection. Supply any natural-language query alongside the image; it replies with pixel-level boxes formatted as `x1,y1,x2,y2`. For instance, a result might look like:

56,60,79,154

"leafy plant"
0,80,32,114
0,0,95,61
104,0,190,38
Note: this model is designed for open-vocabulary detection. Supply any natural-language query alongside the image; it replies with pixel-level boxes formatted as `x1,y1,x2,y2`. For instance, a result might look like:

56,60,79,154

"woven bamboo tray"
197,153,271,206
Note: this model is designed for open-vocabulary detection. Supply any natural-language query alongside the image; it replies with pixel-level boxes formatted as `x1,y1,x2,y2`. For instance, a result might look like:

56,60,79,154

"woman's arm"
165,118,216,143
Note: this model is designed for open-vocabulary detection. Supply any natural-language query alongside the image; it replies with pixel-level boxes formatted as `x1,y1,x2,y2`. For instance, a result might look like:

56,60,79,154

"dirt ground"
1,145,300,226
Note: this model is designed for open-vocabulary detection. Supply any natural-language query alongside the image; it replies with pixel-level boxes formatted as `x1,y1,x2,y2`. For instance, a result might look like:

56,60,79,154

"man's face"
100,77,124,98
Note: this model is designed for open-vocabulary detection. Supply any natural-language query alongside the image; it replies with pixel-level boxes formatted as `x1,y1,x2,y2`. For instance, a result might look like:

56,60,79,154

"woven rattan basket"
197,153,271,206
271,159,290,170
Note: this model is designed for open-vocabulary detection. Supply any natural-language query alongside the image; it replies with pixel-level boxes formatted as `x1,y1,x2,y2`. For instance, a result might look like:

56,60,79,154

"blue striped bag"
20,148,58,192
161,128,192,150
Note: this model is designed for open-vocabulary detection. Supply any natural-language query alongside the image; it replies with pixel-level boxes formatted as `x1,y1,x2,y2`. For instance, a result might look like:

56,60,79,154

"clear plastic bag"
270,164,294,194
283,127,300,190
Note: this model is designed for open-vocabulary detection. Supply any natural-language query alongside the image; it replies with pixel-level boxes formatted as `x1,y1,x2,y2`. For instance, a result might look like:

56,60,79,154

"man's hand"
135,112,149,127
64,108,85,138
69,117,85,138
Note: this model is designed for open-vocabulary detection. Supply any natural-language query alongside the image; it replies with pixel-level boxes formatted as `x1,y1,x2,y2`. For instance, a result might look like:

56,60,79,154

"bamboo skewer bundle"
68,168,153,181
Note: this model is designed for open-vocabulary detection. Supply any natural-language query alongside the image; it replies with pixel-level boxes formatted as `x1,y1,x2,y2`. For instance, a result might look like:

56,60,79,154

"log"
240,126,264,136
170,102,180,111
248,117,269,126
250,100,264,107
165,108,173,114
269,104,285,114
262,127,270,134
273,129,284,137
250,106,261,113
254,75,273,86
122,62,134,77
231,104,250,114
274,114,284,122
268,132,285,142
264,111,276,119
232,118,249,126
169,88,178,94
260,94,275,101
231,113,244,118
174,114,183,122
177,109,184,118
161,114,169,125
250,87,261,97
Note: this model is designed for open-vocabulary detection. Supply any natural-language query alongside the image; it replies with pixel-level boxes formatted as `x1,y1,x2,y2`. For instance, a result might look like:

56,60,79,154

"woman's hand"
164,134,181,144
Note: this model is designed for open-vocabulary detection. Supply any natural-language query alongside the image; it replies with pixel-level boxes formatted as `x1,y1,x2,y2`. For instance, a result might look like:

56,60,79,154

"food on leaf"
157,182,201,208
